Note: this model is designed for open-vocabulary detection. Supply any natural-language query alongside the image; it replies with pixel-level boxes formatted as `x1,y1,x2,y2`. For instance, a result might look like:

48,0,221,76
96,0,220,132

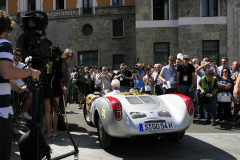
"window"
202,40,219,65
113,0,122,5
56,0,64,10
0,0,6,11
78,51,98,67
154,43,170,64
153,0,169,20
82,24,93,36
113,54,124,70
112,20,124,38
201,0,218,17
83,0,92,14
28,0,36,11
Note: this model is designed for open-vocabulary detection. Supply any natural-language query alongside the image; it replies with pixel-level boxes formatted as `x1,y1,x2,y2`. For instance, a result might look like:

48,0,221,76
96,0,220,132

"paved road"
11,103,240,160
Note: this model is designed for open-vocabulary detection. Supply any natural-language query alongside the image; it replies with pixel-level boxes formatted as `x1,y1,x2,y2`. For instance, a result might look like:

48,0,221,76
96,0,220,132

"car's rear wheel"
166,131,185,141
83,103,94,127
97,115,112,148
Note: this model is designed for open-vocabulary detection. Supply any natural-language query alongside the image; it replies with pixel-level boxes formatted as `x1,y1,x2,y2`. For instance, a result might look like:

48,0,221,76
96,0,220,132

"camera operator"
114,63,132,91
198,70,218,126
130,63,145,92
0,10,41,160
12,48,32,120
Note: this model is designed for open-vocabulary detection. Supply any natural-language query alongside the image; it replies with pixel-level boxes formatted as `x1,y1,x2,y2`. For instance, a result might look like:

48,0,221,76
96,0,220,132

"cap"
120,63,125,68
109,67,113,70
80,64,84,67
183,55,190,59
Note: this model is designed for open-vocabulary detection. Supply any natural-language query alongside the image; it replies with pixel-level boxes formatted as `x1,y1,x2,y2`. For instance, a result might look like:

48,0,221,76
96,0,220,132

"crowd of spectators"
70,55,240,127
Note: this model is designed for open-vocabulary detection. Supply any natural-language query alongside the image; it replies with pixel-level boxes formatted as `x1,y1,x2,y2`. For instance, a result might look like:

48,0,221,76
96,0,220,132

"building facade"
1,0,240,69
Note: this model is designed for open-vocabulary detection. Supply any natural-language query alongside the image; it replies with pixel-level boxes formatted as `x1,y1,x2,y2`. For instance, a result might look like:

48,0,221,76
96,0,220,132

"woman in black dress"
44,55,65,138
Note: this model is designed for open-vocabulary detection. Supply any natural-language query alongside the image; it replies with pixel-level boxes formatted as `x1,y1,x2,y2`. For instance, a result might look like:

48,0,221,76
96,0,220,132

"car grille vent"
158,111,172,117
138,96,157,104
125,97,143,104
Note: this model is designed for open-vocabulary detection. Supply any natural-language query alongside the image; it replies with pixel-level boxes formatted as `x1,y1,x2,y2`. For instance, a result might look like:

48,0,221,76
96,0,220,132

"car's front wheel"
97,115,112,148
83,103,94,127
166,131,185,141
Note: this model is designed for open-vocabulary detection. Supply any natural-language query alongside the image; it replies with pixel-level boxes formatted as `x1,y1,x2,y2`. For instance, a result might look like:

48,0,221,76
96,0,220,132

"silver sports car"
83,93,194,148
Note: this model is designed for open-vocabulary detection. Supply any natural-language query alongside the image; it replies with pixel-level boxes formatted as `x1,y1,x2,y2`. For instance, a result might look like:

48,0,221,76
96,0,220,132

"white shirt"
95,72,102,87
13,62,27,87
105,90,123,96
71,72,76,84
154,71,162,85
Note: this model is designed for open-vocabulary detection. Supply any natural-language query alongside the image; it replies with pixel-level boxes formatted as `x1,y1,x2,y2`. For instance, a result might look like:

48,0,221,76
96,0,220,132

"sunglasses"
67,56,73,57
184,59,190,61
223,71,228,73
169,60,175,62
14,54,22,57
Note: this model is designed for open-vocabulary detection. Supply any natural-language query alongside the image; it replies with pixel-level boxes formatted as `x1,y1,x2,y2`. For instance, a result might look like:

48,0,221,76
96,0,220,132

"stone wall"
227,0,240,64
8,6,136,69
178,24,227,64
178,0,200,17
135,0,151,21
136,27,178,65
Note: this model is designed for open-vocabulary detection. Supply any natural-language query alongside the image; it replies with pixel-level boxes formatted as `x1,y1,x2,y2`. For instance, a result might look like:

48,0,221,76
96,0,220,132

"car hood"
109,94,160,110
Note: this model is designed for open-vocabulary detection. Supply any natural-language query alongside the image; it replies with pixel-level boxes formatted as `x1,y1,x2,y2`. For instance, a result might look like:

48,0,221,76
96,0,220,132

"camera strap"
103,74,111,83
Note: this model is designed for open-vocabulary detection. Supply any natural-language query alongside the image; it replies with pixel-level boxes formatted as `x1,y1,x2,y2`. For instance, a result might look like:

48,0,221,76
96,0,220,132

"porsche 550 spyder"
83,93,194,148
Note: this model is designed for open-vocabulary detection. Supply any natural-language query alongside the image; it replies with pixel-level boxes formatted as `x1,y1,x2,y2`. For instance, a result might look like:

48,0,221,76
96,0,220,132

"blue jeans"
196,90,203,117
180,85,193,99
203,94,217,122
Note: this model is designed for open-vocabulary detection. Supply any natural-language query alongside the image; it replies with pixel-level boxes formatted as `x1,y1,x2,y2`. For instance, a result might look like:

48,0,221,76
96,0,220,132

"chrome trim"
144,119,166,123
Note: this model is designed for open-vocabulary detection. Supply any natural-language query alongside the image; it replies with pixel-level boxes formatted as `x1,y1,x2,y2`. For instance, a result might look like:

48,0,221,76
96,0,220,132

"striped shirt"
0,38,14,119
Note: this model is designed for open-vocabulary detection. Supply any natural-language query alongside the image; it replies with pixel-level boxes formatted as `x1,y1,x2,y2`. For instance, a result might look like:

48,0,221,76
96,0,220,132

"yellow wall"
125,0,135,5
67,0,77,9
97,0,110,6
8,0,18,14
43,0,53,11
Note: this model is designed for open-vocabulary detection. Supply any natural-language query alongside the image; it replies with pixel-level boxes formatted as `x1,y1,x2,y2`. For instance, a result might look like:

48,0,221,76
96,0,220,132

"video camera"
22,11,62,69
132,58,140,73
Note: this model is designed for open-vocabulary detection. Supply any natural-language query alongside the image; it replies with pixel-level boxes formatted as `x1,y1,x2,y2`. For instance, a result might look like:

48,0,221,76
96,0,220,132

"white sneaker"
13,127,20,135
21,112,32,120
78,104,82,109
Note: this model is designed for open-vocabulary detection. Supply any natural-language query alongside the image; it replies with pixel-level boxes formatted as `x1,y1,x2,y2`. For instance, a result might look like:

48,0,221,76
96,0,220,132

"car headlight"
130,112,147,119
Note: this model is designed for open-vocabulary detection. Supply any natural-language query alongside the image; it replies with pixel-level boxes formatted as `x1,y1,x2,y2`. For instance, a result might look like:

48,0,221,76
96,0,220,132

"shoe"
211,121,216,126
53,132,60,137
197,116,201,119
78,104,82,109
46,134,53,139
215,119,220,122
203,120,211,125
13,127,20,135
21,112,32,120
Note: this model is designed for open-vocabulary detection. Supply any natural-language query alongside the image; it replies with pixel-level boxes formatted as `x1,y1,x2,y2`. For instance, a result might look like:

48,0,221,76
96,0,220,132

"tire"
83,103,94,127
97,115,112,148
166,131,185,141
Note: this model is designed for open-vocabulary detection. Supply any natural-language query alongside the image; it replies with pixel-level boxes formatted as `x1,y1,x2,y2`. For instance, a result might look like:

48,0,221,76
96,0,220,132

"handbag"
217,92,232,102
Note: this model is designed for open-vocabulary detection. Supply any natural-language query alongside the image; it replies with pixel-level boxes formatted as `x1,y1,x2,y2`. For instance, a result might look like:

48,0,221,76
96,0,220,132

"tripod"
14,62,79,160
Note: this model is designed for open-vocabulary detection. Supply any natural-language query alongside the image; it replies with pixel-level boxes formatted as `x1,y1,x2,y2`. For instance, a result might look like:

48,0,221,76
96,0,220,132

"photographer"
198,70,218,126
0,10,41,160
98,66,112,90
74,64,86,109
130,63,145,91
114,63,132,91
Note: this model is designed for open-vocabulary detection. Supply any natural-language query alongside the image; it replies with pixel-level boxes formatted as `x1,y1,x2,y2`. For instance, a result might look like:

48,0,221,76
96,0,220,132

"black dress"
44,58,63,98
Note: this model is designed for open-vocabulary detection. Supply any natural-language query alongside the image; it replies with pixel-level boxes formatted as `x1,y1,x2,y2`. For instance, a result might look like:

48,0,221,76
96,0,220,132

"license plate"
139,122,174,132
